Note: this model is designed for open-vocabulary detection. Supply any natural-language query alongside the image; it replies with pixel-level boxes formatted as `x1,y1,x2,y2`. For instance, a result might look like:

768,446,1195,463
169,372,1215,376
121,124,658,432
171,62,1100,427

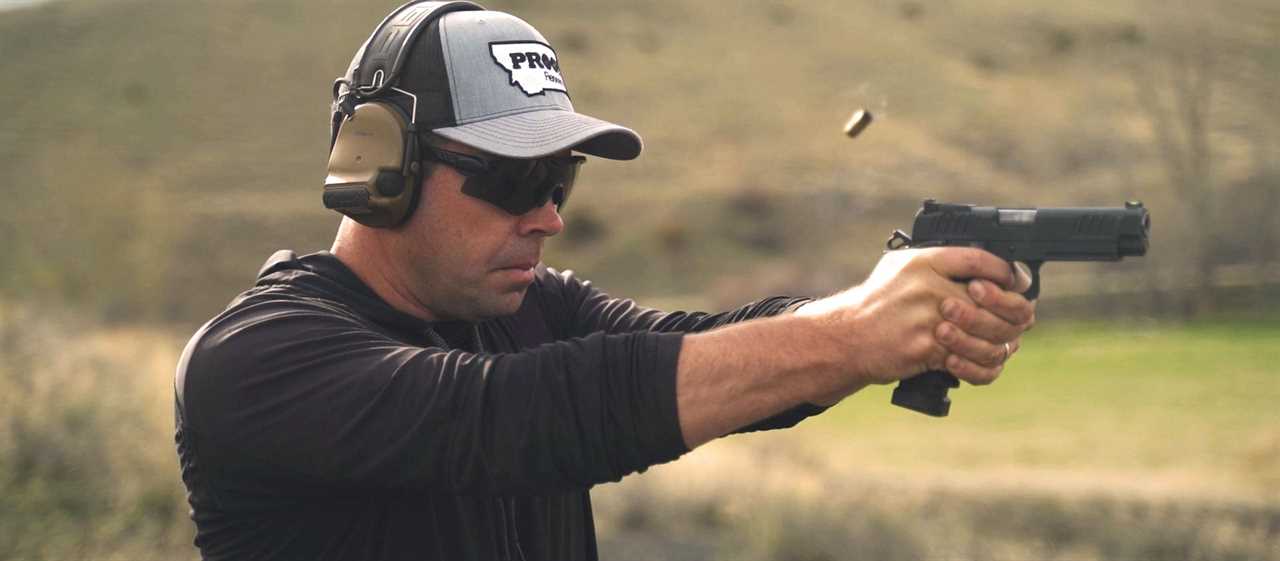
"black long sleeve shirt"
174,250,821,561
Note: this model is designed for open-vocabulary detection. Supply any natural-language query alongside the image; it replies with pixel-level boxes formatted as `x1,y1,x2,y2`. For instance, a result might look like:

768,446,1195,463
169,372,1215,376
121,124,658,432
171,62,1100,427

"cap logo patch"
489,41,567,96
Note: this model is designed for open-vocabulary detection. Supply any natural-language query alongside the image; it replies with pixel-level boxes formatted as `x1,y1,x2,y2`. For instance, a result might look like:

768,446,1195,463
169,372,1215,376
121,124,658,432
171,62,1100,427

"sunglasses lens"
459,156,583,215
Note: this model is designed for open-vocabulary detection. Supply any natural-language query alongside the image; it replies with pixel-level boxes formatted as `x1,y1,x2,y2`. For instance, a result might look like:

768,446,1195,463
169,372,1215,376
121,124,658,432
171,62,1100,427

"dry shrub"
721,497,927,561
592,437,1280,561
0,304,193,561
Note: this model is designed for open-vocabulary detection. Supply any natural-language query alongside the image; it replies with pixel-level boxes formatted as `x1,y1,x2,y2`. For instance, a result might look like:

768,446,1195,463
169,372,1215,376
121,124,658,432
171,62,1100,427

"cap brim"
432,109,642,160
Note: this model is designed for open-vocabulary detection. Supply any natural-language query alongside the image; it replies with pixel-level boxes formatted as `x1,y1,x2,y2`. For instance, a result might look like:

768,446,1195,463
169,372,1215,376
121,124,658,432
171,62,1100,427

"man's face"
389,140,566,322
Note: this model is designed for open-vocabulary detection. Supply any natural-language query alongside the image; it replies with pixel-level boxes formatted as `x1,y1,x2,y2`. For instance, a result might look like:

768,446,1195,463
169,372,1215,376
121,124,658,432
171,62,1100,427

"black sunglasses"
422,146,586,215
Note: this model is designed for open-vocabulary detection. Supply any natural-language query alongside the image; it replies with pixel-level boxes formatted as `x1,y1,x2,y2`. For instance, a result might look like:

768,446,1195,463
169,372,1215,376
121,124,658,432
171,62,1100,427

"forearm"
675,312,854,449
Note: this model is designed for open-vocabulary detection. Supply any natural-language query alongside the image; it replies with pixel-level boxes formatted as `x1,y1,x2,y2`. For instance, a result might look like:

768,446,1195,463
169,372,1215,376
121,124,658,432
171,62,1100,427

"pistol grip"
891,370,960,417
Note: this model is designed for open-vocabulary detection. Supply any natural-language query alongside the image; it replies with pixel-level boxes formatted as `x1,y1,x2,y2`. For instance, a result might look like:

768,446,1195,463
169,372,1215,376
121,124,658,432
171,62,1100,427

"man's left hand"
933,262,1036,385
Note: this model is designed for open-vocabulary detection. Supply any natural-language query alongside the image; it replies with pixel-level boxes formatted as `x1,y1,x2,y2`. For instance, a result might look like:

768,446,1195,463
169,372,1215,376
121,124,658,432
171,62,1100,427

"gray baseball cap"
359,7,643,160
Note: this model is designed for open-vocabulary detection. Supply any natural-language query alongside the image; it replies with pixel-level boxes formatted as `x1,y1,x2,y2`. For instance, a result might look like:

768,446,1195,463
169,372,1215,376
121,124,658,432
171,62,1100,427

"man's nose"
517,199,565,237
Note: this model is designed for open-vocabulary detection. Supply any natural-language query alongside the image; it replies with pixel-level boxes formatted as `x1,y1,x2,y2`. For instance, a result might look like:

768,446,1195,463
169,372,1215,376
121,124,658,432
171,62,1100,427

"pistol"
887,199,1151,417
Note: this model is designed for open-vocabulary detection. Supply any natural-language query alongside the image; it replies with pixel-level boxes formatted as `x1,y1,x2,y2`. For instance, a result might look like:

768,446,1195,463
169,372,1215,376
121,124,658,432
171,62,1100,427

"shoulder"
197,285,374,352
175,286,389,416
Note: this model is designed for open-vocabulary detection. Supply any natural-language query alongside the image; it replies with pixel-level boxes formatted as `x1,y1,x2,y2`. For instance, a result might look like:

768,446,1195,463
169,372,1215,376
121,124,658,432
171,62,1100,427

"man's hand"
675,247,1035,448
796,248,1035,400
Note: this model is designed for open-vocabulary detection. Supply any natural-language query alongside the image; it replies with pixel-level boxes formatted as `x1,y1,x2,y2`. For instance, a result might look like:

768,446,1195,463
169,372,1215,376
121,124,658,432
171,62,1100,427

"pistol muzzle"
1118,203,1150,257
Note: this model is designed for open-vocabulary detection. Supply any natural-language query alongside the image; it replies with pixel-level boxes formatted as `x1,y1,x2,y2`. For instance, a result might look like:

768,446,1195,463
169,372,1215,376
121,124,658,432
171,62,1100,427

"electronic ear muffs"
323,1,484,228
323,102,422,228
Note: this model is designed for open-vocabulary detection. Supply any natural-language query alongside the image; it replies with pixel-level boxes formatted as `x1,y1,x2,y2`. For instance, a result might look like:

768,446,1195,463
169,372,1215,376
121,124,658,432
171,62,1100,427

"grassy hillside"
1,0,1276,323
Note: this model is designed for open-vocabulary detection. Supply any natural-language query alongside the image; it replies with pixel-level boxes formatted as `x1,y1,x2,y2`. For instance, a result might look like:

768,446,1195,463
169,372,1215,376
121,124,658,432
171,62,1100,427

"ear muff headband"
324,1,485,228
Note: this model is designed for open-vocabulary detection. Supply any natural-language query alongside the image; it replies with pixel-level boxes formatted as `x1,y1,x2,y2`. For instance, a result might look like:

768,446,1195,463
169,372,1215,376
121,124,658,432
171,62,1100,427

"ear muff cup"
325,2,486,227
323,102,421,228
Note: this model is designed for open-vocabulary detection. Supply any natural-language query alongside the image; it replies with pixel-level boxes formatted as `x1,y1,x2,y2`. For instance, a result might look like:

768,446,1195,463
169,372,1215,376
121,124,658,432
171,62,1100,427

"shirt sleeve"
537,268,828,434
179,296,688,498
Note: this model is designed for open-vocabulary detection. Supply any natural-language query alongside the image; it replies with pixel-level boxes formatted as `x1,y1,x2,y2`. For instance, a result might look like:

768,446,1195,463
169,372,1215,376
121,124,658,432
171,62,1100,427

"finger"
936,321,1010,368
944,353,1003,386
1010,261,1033,294
940,296,1025,343
967,279,1036,326
926,247,1016,290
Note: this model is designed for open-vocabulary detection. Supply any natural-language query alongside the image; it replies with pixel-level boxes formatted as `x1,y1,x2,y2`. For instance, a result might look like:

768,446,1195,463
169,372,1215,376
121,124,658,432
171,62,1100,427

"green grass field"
804,318,1280,499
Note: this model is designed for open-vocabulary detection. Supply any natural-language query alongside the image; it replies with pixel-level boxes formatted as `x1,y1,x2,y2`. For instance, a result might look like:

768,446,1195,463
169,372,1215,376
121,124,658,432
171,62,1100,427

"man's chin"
468,286,529,321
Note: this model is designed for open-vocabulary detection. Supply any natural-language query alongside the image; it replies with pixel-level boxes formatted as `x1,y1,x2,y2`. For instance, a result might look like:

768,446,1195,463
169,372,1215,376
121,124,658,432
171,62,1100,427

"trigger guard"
1023,261,1044,300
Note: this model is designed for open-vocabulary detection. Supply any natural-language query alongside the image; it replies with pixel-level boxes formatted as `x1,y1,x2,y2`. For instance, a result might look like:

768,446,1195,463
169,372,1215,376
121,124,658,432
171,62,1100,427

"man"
174,3,1035,560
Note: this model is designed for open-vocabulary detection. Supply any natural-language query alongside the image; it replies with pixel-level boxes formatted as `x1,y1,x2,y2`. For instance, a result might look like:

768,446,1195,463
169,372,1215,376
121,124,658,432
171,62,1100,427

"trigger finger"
1010,261,1033,295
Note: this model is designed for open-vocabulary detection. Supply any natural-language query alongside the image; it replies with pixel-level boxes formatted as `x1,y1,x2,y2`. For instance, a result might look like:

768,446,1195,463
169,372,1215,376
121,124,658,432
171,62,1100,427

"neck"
330,218,441,322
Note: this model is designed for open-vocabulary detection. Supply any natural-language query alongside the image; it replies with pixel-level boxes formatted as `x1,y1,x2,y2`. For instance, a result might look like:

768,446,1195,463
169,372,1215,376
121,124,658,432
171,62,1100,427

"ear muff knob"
375,170,406,197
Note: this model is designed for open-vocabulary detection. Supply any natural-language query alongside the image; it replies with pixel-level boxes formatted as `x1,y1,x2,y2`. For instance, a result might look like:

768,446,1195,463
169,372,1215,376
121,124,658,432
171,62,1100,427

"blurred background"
1,0,1276,559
